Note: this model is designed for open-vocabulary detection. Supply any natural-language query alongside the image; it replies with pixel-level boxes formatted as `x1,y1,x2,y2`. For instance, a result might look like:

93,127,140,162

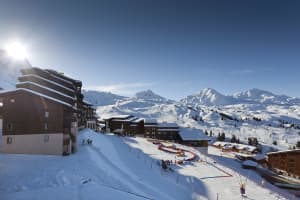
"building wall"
182,140,208,147
16,82,75,105
0,91,65,135
268,152,300,178
2,133,64,155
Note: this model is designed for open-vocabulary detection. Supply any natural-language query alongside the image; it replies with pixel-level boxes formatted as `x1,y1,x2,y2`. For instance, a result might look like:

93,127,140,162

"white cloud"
84,82,155,96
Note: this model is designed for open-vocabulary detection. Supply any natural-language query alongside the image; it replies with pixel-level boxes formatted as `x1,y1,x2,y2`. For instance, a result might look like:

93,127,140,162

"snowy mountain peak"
234,88,274,99
82,90,127,106
180,88,234,106
233,88,300,104
134,90,172,103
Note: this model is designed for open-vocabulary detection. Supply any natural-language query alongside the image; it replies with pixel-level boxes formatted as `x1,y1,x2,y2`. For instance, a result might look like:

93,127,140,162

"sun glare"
5,42,28,60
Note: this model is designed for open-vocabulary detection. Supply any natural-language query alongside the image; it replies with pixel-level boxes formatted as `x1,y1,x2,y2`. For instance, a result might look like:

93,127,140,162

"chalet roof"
0,88,76,109
83,100,92,106
112,116,138,122
157,123,179,128
144,118,157,124
178,129,210,141
213,141,257,152
103,115,132,120
132,118,144,123
267,149,300,155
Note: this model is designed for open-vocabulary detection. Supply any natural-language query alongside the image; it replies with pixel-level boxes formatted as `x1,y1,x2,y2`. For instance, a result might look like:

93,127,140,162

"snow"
242,160,258,167
1,129,296,200
82,90,127,106
134,90,174,103
95,88,300,150
213,142,257,153
179,128,210,141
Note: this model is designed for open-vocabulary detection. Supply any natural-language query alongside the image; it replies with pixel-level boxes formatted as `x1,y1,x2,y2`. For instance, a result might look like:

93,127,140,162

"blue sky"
0,0,300,100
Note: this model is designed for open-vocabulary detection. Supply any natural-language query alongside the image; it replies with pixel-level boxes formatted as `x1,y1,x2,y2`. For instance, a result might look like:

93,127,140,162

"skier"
240,183,245,196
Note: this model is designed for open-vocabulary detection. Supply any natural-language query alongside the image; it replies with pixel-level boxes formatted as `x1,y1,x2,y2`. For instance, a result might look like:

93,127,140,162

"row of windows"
6,135,50,144
0,98,15,107
7,122,49,131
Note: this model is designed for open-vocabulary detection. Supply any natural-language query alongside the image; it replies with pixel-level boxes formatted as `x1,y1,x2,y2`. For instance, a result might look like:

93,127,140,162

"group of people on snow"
82,138,93,145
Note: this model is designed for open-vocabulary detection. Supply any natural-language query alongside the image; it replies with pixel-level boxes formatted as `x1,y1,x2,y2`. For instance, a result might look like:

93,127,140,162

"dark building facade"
0,67,96,155
267,150,300,179
103,116,209,147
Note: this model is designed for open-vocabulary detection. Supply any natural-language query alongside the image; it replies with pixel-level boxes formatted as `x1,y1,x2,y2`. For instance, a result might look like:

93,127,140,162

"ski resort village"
1,1,300,200
1,50,300,200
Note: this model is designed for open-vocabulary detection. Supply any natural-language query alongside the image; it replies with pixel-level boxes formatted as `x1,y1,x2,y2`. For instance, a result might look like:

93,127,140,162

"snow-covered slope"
0,49,31,90
82,90,127,106
0,129,292,200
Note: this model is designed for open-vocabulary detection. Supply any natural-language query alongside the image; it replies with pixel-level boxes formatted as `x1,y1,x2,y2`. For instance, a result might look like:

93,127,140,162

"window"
44,123,48,130
10,98,15,103
7,123,13,131
45,112,49,118
7,137,12,144
44,135,50,143
0,98,3,107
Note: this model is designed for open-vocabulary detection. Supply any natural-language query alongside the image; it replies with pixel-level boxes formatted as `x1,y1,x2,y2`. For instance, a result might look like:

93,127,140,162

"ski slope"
0,129,296,200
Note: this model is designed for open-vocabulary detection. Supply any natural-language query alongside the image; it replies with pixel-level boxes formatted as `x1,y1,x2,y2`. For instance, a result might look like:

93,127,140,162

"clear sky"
0,0,300,100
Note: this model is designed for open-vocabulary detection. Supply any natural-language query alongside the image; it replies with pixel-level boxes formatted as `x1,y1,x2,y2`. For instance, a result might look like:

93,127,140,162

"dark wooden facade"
0,67,96,155
104,115,144,136
267,150,300,179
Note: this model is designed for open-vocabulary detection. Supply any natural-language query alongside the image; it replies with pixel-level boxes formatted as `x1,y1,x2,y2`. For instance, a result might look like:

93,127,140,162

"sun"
5,42,28,60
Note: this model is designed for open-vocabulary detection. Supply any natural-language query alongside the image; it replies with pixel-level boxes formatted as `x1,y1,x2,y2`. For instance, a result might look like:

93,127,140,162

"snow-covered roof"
0,88,75,109
213,142,257,152
144,124,158,127
144,118,157,124
132,118,144,123
112,116,137,122
157,123,179,128
254,154,266,160
267,149,300,155
178,129,210,141
17,81,76,100
103,115,132,120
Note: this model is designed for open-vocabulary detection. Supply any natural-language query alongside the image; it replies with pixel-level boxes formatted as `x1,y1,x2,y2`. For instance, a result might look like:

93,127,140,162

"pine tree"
231,134,237,143
221,132,226,141
217,133,221,141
